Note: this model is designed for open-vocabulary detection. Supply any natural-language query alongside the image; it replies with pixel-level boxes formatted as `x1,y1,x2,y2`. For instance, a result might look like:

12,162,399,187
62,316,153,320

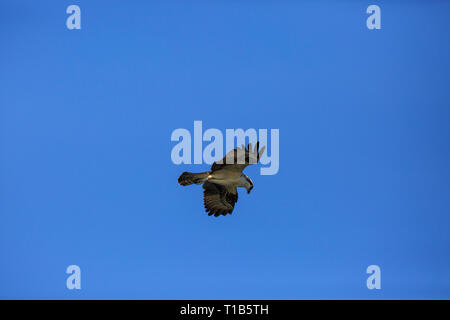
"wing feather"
202,182,238,217
210,142,265,172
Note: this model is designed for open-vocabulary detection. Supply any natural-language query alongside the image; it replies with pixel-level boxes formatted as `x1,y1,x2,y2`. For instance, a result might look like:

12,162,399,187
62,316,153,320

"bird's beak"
247,187,253,194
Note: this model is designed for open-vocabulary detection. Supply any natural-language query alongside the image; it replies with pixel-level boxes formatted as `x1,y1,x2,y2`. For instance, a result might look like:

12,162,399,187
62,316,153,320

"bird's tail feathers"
178,172,209,186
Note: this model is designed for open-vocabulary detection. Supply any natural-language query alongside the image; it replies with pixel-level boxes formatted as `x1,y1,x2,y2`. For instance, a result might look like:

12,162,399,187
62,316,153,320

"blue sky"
1,1,450,299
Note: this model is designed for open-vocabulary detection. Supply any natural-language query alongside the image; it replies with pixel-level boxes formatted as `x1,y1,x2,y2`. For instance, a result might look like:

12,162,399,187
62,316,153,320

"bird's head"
244,175,254,194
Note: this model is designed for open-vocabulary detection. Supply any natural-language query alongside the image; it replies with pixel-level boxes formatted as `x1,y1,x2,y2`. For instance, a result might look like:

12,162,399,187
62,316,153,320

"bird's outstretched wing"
203,182,238,217
210,142,265,172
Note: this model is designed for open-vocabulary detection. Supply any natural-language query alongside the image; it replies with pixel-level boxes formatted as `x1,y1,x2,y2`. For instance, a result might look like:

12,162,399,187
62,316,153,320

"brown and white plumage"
178,142,265,217
202,182,238,216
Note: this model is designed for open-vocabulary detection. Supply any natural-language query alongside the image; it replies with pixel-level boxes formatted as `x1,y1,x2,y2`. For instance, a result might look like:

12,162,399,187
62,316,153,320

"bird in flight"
178,142,266,217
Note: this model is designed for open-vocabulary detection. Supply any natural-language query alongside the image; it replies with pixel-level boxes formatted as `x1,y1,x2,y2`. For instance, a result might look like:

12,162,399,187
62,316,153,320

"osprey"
178,142,265,217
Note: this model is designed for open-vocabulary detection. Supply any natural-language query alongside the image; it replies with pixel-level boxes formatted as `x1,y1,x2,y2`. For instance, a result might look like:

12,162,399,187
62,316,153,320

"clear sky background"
1,1,450,299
